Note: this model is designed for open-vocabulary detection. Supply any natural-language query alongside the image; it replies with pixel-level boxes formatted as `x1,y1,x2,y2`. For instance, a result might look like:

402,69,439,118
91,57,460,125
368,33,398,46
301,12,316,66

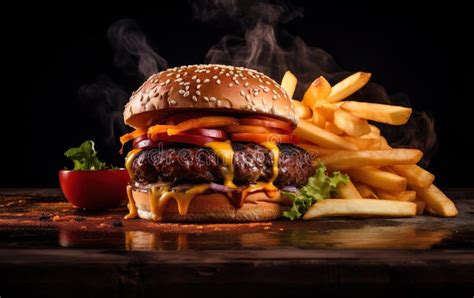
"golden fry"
326,72,372,103
413,185,458,217
413,200,426,215
302,76,332,107
391,165,435,189
333,109,371,137
336,179,362,199
347,167,407,193
319,149,423,171
353,183,379,199
341,101,412,125
281,71,297,99
324,121,344,135
294,144,341,156
294,120,358,150
303,199,416,219
375,190,417,202
292,100,312,120
343,136,381,150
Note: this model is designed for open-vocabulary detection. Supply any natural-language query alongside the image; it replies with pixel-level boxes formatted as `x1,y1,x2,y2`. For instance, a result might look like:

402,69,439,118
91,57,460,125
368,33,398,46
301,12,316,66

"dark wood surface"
1,188,473,297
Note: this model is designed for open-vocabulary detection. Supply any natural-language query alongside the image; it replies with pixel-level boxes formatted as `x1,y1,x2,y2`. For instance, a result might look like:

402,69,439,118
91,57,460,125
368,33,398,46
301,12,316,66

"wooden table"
1,188,473,297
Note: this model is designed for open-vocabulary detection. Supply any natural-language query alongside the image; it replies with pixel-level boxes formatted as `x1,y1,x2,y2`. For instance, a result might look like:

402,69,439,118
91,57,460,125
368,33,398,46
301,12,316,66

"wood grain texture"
0,188,473,297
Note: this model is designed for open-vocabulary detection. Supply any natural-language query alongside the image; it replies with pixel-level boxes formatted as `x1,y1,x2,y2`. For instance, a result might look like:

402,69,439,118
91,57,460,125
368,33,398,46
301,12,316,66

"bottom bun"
132,190,289,222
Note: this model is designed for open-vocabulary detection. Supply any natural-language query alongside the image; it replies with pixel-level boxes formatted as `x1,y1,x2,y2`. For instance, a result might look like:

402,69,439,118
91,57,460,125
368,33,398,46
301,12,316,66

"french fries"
326,72,372,103
346,167,407,193
340,101,412,125
414,200,426,215
353,183,379,199
284,69,457,219
333,109,371,137
292,100,312,119
319,149,423,171
295,144,341,156
281,71,297,99
336,179,362,199
343,136,381,150
294,120,358,150
375,190,417,202
391,165,435,189
302,76,332,107
413,185,458,217
303,199,416,219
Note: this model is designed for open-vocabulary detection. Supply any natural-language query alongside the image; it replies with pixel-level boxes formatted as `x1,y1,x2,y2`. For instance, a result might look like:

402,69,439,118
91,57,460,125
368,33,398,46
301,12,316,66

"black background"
9,0,474,187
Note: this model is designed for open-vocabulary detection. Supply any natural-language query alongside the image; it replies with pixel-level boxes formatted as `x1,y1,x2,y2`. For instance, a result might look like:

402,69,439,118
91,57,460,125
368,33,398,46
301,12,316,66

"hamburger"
120,64,315,222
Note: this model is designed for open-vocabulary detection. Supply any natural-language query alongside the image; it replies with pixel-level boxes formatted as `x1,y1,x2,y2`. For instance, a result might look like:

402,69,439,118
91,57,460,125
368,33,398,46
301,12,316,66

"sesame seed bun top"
123,64,298,128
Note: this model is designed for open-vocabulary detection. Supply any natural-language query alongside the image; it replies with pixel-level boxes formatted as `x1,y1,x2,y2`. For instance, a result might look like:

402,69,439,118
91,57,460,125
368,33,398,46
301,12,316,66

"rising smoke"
81,0,437,165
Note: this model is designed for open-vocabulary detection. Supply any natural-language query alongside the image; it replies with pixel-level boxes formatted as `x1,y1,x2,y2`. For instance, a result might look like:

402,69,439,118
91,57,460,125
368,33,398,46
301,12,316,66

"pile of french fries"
281,71,458,219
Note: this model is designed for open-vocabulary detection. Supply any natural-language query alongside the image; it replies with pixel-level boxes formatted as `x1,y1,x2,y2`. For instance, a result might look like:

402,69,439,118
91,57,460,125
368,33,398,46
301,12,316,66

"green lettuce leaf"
64,140,109,170
282,164,348,220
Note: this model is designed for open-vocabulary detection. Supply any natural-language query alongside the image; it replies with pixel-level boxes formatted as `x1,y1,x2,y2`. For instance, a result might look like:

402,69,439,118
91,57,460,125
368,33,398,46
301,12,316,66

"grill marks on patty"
132,143,315,187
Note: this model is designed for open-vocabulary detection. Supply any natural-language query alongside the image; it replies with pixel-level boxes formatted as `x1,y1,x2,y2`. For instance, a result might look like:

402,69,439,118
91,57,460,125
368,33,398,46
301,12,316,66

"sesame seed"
178,90,185,94
206,70,210,73
245,95,251,101
258,79,263,83
160,82,166,86
244,82,249,87
183,72,188,76
204,96,209,102
212,75,218,80
234,80,240,85
192,75,197,80
196,84,201,89
210,97,217,102
272,95,277,100
183,91,190,97
192,96,198,102
184,82,190,86
166,73,173,77
170,99,177,105
272,90,277,94
196,79,201,83
225,73,230,77
176,74,181,78
185,85,190,91
263,87,269,93
216,79,221,85
204,79,210,83
196,90,201,96
240,90,245,96
165,79,171,84
179,82,184,85
228,83,234,87
175,78,183,82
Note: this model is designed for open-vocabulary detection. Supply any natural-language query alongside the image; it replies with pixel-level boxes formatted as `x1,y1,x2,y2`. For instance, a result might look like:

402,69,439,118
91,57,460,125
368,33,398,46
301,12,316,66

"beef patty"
131,143,315,187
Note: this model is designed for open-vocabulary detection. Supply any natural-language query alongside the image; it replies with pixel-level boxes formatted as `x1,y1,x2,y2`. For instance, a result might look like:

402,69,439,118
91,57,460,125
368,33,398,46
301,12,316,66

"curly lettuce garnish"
64,140,109,170
282,164,348,220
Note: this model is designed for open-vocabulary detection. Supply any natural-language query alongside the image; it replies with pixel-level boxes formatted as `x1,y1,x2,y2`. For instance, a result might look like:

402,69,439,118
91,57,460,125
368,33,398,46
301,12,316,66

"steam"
78,76,128,145
79,19,168,147
107,19,168,79
194,0,437,165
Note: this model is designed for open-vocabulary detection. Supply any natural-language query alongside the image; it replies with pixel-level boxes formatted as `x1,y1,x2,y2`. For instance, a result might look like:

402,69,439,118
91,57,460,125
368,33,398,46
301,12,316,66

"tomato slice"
239,118,293,132
188,128,227,139
231,133,297,144
225,125,284,134
151,132,218,146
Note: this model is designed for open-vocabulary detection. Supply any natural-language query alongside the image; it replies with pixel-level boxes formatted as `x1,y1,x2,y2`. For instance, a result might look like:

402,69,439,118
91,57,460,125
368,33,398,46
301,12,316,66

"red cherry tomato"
231,133,297,144
188,128,227,139
151,132,218,146
59,169,129,210
239,117,293,132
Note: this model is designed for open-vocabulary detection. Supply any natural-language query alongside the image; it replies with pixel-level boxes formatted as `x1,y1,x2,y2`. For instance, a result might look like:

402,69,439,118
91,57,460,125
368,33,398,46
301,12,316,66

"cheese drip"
149,184,210,221
240,142,280,203
124,149,142,219
205,141,237,188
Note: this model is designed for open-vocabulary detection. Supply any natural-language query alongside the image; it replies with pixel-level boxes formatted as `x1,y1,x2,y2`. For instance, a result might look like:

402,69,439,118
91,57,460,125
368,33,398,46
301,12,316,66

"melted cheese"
125,148,142,179
205,141,237,188
148,184,210,221
125,185,138,219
